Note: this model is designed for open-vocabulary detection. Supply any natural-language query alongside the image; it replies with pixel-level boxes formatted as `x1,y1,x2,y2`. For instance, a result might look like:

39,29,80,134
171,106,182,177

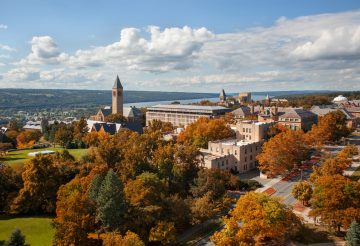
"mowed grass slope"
2,147,88,167
0,216,54,246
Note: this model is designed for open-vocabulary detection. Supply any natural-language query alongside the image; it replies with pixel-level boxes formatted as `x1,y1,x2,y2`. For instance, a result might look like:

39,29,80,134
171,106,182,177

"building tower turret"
219,89,226,103
112,75,123,115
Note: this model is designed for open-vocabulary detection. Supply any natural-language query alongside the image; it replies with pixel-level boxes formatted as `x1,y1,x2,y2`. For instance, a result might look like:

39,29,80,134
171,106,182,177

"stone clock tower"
112,75,123,115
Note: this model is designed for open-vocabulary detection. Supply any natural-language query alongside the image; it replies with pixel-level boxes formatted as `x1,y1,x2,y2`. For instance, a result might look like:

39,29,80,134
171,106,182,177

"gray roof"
149,104,229,111
310,105,355,119
123,106,143,118
280,108,317,119
232,106,251,117
100,108,112,117
113,75,123,89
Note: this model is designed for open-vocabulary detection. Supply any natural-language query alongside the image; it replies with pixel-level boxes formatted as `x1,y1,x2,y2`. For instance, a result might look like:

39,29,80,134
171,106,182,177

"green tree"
55,123,74,148
346,220,360,246
89,169,127,231
149,221,176,245
105,113,127,124
5,228,27,246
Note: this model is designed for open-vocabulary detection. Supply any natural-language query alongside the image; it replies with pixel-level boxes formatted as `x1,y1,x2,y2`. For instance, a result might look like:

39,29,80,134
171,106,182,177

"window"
249,129,251,133
250,155,253,160
249,136,251,140
113,91,116,96
234,150,237,155
243,128,245,132
245,157,247,162
245,148,247,154
222,161,224,166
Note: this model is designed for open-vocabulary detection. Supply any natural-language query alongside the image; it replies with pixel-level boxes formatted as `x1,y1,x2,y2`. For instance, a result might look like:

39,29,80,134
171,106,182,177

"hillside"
0,89,218,109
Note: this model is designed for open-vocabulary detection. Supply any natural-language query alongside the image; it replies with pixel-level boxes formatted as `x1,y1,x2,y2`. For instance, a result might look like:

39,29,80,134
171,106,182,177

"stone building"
277,108,317,131
90,75,143,123
234,120,272,142
201,139,263,173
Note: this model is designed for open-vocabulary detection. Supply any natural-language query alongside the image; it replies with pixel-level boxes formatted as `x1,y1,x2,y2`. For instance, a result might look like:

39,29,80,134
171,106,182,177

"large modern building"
146,104,231,127
201,139,263,173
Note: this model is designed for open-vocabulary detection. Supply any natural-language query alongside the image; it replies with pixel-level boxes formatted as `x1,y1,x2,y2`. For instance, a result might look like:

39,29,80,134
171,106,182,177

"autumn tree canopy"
310,174,360,232
305,111,351,146
211,192,301,245
257,129,310,177
177,117,235,148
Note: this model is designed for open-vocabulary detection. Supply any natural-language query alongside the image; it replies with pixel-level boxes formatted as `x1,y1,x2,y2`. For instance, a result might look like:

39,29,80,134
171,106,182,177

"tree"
88,169,127,231
74,117,89,143
211,192,301,245
11,154,77,214
257,129,310,177
346,220,360,246
190,191,219,225
292,181,313,206
267,124,287,139
16,130,41,148
177,117,235,148
5,228,27,246
53,169,104,246
54,124,74,148
0,165,21,211
145,119,174,134
11,156,60,214
149,221,176,245
310,175,360,232
305,111,351,146
124,172,166,239
190,168,229,200
102,231,145,246
105,113,127,124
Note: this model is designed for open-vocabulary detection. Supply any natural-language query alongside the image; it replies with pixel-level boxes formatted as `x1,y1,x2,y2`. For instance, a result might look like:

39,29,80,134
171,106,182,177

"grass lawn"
2,147,88,167
0,216,54,246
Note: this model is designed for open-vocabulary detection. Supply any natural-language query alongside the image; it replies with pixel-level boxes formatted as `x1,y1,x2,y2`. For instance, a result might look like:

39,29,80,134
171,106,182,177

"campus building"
277,108,318,131
201,139,263,173
146,104,231,127
234,120,272,141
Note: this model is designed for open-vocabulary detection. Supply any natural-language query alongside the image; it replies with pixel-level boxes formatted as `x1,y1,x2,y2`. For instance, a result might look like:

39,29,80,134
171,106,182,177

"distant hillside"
0,89,218,109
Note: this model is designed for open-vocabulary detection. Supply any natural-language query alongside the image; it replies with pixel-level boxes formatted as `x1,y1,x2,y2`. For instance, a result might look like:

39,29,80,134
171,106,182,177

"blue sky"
1,0,360,92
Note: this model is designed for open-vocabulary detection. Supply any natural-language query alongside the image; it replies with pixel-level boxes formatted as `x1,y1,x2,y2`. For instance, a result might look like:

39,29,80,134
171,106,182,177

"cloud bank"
1,10,360,91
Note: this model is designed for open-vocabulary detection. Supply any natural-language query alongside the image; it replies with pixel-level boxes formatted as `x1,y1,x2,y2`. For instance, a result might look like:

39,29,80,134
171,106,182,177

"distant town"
1,75,360,245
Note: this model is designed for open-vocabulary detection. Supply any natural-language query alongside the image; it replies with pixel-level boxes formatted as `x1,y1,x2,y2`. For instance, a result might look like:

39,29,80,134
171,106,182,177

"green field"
0,216,54,246
2,147,88,167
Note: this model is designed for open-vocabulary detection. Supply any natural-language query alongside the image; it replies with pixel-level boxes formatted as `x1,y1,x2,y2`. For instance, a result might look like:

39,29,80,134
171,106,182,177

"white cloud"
0,24,7,29
19,36,68,65
5,10,360,91
292,26,360,60
68,26,214,72
4,67,40,81
0,44,16,52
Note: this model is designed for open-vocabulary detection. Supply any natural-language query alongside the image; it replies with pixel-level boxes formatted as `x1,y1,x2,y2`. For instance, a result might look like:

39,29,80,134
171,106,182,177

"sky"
1,0,360,92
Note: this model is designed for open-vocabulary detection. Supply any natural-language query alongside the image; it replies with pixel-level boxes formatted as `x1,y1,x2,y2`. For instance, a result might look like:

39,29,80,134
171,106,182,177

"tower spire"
113,75,123,89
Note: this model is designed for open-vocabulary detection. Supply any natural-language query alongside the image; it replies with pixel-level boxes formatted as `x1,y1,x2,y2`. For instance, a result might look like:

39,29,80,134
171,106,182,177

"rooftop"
148,104,229,111
211,138,257,146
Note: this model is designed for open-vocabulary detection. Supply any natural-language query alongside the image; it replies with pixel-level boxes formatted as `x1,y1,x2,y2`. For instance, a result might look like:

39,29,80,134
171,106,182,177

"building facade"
278,108,317,131
201,139,263,173
146,104,231,127
234,120,272,141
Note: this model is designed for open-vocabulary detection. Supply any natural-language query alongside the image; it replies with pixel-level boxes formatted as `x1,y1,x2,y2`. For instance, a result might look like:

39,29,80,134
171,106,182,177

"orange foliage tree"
305,111,350,146
177,117,235,148
257,129,310,177
16,130,41,148
310,174,360,232
211,192,301,245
